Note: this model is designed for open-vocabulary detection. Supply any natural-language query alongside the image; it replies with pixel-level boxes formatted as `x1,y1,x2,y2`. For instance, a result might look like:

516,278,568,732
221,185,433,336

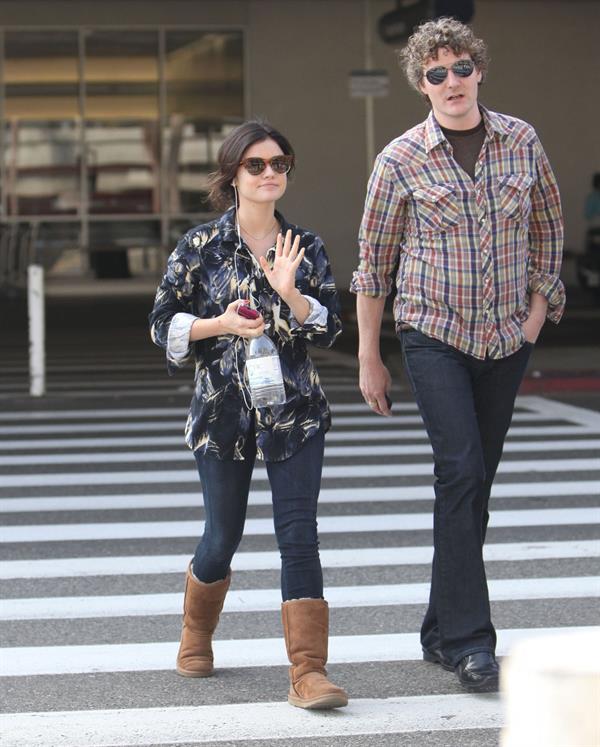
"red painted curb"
519,377,600,393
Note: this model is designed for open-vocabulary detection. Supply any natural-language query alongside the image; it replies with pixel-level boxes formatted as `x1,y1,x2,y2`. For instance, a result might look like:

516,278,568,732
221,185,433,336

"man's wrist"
528,292,548,319
358,350,382,364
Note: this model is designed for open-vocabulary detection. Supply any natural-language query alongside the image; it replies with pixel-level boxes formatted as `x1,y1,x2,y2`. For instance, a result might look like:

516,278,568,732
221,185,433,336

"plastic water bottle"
245,333,286,408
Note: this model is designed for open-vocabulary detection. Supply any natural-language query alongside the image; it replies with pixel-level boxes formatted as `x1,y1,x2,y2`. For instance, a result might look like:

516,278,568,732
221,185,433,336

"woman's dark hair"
207,120,295,210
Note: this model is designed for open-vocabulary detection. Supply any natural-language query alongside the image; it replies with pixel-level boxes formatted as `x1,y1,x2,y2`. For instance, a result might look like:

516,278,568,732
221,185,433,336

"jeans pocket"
401,328,442,350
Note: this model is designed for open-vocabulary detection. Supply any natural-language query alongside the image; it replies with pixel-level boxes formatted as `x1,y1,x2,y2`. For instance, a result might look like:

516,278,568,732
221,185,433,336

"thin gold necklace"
239,220,278,241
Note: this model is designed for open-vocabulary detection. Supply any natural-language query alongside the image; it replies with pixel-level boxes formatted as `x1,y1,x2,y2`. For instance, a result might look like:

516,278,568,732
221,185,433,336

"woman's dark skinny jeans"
191,427,325,601
401,328,533,667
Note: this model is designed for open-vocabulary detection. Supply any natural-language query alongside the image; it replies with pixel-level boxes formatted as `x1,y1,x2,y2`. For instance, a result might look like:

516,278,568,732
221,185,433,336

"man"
350,17,564,692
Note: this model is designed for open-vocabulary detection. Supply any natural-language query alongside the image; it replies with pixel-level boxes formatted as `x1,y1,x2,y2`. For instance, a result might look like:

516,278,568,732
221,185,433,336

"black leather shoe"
455,652,499,692
422,647,453,671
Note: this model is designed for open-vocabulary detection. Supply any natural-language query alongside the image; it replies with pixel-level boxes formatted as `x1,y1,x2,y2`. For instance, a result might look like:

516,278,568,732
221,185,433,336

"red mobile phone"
237,304,260,320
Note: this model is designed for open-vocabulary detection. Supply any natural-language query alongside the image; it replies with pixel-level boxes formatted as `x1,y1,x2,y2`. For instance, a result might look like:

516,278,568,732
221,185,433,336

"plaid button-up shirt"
351,106,565,359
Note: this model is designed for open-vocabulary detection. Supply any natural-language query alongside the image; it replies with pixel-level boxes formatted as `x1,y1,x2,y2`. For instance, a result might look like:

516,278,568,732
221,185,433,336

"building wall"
1,0,598,287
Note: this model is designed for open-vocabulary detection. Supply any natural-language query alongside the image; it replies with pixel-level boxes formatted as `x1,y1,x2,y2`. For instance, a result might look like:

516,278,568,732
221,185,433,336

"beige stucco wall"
1,0,598,288
347,0,600,285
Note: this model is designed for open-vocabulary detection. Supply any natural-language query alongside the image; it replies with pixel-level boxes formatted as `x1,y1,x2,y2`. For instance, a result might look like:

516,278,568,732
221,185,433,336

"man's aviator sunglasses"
424,59,475,85
239,155,294,176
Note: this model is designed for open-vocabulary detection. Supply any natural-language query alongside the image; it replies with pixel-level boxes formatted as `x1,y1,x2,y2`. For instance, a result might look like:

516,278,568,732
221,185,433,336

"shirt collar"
424,104,510,153
217,206,292,248
424,110,447,153
479,105,510,139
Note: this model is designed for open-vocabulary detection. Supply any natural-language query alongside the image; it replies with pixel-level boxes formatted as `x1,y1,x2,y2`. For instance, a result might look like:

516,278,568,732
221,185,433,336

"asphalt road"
1,307,599,747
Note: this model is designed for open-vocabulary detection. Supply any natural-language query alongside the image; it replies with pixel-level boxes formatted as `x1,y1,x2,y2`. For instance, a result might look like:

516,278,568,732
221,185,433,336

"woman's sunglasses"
239,155,294,176
424,59,475,85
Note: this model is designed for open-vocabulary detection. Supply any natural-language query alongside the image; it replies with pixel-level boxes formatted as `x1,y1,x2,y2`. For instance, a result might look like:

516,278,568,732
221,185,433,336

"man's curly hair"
399,17,489,93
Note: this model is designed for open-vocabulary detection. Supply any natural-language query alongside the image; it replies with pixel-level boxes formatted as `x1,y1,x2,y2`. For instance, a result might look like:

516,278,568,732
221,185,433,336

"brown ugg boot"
175,563,231,677
281,598,348,709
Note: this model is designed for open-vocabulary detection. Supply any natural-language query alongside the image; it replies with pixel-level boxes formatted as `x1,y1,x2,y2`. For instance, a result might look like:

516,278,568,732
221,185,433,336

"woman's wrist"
281,287,302,306
190,316,224,341
284,289,310,324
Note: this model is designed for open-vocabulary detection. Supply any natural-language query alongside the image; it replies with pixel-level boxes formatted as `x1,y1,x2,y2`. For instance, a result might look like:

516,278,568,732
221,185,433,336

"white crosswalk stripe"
2,457,598,488
1,540,598,579
4,577,598,620
0,409,578,435
2,507,598,543
3,627,596,677
2,438,599,465
3,693,505,747
1,480,598,513
1,354,599,747
1,424,599,450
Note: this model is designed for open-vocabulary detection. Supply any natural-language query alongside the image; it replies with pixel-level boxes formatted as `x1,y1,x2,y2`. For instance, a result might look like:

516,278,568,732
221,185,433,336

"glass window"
84,30,160,216
2,31,80,216
165,31,243,215
0,27,245,282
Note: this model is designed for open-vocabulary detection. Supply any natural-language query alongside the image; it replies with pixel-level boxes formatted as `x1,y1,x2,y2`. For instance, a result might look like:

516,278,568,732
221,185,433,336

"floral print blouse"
149,207,342,461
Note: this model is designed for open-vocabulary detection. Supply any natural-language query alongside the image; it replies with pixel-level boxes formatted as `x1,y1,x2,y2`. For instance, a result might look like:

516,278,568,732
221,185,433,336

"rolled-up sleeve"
527,142,566,323
149,236,199,373
289,295,328,330
167,312,197,366
350,153,407,297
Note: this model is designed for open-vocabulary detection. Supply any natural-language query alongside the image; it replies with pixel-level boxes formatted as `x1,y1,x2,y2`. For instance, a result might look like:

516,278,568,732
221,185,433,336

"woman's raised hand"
217,300,265,338
259,229,305,303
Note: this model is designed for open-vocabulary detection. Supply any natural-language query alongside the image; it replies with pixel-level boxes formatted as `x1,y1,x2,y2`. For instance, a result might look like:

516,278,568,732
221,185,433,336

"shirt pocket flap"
499,173,533,191
411,183,458,233
413,184,455,203
498,173,534,221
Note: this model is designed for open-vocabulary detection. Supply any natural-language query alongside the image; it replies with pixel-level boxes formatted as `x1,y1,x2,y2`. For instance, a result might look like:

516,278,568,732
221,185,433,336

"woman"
149,121,346,710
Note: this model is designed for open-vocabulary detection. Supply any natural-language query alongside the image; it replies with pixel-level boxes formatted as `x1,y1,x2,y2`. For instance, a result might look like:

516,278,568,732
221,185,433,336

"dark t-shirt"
441,118,486,180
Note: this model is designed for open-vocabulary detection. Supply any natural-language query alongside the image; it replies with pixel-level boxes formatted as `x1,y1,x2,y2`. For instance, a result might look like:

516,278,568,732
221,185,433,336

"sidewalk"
332,290,600,398
3,283,600,403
